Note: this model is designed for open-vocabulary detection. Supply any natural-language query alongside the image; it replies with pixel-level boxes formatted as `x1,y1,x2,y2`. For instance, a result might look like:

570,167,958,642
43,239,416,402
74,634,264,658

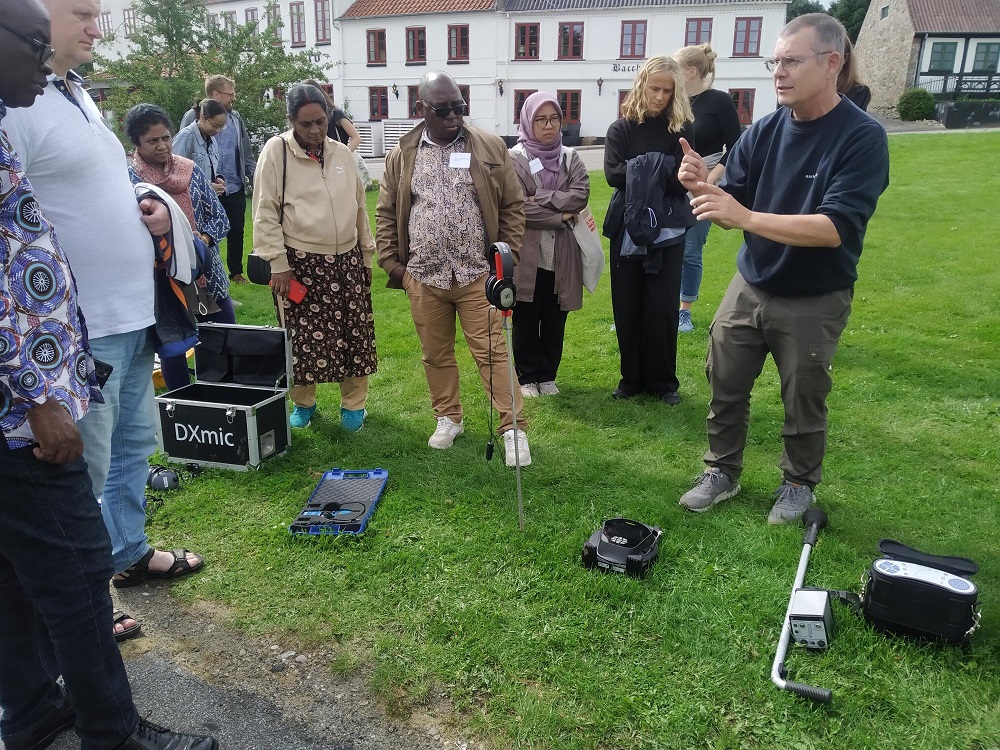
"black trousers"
218,189,247,278
610,241,684,396
512,268,569,385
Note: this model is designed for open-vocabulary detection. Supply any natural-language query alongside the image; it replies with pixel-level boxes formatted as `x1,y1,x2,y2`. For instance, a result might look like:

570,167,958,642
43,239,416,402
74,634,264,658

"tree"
828,0,872,42
95,0,325,148
786,0,826,22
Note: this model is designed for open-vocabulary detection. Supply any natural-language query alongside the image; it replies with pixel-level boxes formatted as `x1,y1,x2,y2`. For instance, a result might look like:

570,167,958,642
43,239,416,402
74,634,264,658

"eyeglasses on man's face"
421,101,467,118
532,116,562,129
0,19,56,66
764,51,835,73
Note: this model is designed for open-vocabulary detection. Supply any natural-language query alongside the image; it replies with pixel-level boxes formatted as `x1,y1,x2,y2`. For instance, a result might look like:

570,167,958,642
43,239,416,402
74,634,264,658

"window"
513,89,537,123
880,5,889,19
266,4,281,43
685,18,712,46
972,42,1000,73
208,13,219,30
557,89,581,123
618,90,629,116
367,29,386,64
733,17,762,57
369,86,389,119
458,84,471,115
406,27,427,64
289,2,305,47
620,21,646,59
558,22,584,60
730,89,755,125
449,24,469,61
407,85,419,117
246,7,258,26
222,11,236,33
319,83,334,98
315,0,330,44
122,7,137,37
928,42,957,73
98,11,112,35
514,23,539,60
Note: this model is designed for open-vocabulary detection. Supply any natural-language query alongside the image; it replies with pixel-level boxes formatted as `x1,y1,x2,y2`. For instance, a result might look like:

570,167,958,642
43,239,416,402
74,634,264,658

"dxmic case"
156,323,292,470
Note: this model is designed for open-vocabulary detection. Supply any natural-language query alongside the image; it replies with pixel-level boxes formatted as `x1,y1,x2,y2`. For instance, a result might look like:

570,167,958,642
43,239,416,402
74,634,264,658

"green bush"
897,88,936,121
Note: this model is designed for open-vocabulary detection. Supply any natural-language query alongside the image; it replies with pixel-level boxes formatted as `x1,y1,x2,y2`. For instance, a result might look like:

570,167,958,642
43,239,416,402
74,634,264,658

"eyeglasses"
421,100,467,118
532,116,562,128
0,19,55,66
764,51,835,72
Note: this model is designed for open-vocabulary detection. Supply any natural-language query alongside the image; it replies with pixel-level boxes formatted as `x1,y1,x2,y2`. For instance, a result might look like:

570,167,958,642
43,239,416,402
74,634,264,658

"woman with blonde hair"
603,55,695,405
673,43,743,333
837,38,872,111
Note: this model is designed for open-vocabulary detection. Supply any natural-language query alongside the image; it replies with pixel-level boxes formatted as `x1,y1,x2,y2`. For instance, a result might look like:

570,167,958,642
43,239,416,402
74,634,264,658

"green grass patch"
171,131,1000,749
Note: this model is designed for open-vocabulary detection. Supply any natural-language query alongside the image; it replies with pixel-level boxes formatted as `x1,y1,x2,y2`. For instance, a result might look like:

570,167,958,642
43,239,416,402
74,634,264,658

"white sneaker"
520,383,540,398
537,381,559,395
428,416,464,449
502,429,532,467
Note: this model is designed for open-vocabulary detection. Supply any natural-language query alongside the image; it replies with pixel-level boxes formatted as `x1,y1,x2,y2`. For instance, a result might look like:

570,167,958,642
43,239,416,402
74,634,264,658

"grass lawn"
166,131,999,749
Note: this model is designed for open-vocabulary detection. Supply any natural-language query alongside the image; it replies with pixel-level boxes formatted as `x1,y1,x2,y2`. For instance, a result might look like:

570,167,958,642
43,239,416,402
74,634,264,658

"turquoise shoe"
341,407,366,433
289,404,317,428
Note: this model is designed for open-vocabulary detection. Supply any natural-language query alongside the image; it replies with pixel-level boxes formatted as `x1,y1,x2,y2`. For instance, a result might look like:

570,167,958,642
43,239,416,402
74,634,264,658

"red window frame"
314,0,331,44
367,29,386,65
620,20,646,59
733,17,762,57
729,88,755,124
407,85,419,117
369,86,389,120
406,26,427,64
618,89,629,117
685,18,712,46
557,89,581,124
288,2,305,47
448,24,469,61
513,89,537,123
514,23,539,60
222,11,236,32
558,22,584,60
458,84,471,115
245,7,258,27
266,4,281,44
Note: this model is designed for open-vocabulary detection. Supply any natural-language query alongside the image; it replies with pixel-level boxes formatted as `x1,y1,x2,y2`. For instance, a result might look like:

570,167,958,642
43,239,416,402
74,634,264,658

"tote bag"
573,205,604,294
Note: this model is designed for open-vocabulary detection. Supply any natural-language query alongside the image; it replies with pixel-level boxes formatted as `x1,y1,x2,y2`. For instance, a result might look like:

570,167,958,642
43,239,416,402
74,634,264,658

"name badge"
529,158,544,174
449,152,471,169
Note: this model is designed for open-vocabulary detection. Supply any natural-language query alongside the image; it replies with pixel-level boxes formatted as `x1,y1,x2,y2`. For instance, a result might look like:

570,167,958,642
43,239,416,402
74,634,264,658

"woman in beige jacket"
252,83,377,431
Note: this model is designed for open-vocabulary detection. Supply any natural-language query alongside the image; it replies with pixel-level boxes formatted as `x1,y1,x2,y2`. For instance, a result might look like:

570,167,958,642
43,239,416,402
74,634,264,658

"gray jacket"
171,122,220,183
180,106,256,188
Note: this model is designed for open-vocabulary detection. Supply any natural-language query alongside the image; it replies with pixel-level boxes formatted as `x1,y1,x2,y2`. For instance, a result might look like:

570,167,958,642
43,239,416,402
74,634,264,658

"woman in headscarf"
251,83,377,432
124,103,235,391
508,92,590,397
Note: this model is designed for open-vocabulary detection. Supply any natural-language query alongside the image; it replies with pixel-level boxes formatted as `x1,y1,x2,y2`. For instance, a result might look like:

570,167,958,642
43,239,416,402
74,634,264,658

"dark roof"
906,0,1000,34
502,0,776,10
341,0,495,17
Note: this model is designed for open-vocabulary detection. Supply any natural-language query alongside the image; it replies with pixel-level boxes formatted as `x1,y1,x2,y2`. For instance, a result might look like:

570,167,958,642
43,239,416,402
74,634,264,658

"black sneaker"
116,718,218,750
4,697,75,750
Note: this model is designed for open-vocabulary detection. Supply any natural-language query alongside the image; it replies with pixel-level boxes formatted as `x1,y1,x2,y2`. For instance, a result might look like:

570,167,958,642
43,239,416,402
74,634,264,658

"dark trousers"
704,274,853,487
0,446,138,749
512,269,569,385
218,189,247,279
610,243,684,396
160,296,237,391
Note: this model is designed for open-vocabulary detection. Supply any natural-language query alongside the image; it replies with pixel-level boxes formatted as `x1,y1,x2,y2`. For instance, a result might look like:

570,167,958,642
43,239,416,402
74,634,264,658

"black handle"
802,507,828,546
785,681,833,703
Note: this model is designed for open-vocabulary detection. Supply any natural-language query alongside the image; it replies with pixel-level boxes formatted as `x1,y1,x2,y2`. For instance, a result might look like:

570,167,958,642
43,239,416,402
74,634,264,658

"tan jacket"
375,123,525,289
252,131,374,274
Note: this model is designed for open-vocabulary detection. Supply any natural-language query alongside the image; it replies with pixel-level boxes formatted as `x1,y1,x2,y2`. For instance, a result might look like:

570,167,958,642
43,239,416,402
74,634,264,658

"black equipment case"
155,323,292,470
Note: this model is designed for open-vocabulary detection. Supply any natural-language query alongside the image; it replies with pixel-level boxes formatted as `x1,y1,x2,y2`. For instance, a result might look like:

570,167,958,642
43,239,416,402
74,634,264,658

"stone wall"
856,0,919,111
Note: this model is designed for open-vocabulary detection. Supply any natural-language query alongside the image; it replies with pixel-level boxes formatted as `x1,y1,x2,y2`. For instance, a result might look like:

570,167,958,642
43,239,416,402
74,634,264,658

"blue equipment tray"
289,468,387,536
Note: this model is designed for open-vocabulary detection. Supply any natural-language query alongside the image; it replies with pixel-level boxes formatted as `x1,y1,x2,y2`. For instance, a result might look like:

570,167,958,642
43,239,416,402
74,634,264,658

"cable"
486,305,497,460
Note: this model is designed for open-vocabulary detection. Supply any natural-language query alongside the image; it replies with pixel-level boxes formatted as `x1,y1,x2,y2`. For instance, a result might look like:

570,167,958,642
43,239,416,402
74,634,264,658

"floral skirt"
276,246,377,386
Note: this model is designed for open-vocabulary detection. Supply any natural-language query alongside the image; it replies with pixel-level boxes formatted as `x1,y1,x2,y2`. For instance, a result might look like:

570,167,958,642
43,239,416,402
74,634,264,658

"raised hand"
678,137,709,192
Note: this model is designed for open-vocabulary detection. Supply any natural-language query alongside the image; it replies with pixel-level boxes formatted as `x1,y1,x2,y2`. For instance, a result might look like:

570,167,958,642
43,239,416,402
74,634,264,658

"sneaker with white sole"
428,416,464,449
537,381,559,395
767,481,815,525
502,429,532,467
520,383,540,398
678,468,741,512
678,309,694,333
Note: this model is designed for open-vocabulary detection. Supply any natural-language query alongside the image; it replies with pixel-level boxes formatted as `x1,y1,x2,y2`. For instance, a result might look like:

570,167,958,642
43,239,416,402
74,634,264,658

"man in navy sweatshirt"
676,13,889,524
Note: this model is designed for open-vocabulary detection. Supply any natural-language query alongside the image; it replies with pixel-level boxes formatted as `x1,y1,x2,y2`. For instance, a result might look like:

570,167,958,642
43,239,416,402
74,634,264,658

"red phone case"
288,280,307,304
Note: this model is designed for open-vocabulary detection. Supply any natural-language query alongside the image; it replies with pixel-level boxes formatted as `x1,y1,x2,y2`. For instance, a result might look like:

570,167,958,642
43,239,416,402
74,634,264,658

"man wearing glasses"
181,75,256,284
676,14,889,524
376,72,531,466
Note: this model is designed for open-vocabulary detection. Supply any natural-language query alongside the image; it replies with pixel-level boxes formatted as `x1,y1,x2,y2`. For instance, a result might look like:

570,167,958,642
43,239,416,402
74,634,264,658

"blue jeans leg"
680,219,712,304
78,328,158,573
0,447,138,750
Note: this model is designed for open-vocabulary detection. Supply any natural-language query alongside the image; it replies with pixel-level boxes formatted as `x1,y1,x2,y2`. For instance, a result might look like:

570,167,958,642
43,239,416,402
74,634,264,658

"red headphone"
485,242,516,313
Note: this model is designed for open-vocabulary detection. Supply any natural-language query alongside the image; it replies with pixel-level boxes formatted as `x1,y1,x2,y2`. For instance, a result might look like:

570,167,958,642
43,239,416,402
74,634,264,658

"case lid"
193,323,292,390
877,539,979,577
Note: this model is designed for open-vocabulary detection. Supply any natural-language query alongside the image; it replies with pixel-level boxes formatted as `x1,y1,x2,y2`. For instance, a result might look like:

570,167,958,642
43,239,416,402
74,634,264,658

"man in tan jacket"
376,71,530,466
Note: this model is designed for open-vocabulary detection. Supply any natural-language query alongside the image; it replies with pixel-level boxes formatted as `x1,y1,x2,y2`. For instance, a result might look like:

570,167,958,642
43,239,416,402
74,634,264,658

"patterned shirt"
406,130,488,290
0,104,102,448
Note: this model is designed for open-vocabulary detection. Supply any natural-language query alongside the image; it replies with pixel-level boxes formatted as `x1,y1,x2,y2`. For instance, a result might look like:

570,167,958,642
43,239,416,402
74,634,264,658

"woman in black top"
837,39,872,111
674,43,743,333
603,55,694,404
305,79,362,151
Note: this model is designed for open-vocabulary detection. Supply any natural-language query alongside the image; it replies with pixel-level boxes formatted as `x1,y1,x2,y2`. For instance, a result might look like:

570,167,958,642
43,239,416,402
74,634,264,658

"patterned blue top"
0,104,102,448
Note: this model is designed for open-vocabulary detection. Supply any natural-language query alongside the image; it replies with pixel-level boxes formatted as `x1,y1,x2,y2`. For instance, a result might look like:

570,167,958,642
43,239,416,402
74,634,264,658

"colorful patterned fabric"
0,106,102,448
51,72,88,120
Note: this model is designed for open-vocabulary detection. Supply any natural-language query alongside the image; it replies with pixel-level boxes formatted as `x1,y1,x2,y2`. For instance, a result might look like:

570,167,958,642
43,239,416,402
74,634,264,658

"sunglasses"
0,19,55,66
420,100,467,118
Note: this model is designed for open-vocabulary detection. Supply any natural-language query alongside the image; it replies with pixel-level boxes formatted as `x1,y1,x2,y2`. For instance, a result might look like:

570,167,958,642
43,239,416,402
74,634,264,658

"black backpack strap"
828,589,863,616
877,539,979,577
279,139,287,226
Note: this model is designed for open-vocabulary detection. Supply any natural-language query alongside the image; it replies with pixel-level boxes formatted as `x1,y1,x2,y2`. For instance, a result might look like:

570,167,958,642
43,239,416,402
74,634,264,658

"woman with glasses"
252,83,377,432
508,92,590,398
172,98,229,197
603,56,695,406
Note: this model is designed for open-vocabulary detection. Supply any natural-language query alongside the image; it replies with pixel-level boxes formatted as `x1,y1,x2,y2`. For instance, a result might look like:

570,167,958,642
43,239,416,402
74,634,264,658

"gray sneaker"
767,481,815,525
678,468,741,512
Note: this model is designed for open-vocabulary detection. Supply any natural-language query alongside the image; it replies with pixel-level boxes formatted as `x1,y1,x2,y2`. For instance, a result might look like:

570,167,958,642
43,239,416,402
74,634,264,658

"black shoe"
611,387,637,400
660,391,681,406
116,718,217,750
4,698,75,750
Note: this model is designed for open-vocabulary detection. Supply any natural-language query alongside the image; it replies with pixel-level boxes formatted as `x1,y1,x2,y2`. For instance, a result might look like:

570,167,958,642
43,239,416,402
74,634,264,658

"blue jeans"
680,219,712,304
78,328,158,573
0,445,138,749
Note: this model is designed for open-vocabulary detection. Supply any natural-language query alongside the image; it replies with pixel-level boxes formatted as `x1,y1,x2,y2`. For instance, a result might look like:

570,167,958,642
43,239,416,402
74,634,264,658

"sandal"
146,548,204,581
112,547,155,589
113,610,142,643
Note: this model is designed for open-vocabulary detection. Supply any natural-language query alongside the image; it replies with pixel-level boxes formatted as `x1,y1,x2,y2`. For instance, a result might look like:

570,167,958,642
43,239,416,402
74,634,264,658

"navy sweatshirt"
723,96,889,296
